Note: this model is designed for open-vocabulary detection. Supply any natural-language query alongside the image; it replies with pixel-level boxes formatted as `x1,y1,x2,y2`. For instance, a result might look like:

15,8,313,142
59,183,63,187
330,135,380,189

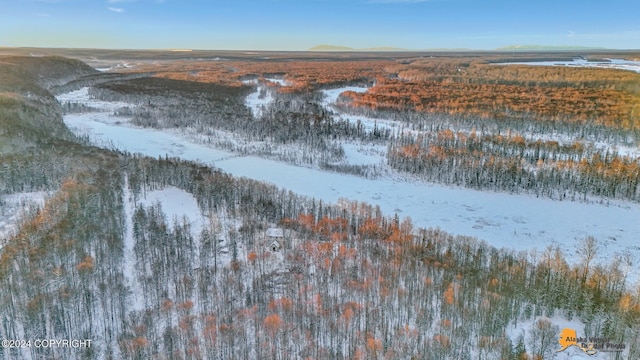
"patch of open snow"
57,87,133,112
264,77,288,86
338,113,404,134
121,183,206,314
242,77,291,117
320,86,368,107
245,88,273,118
592,141,640,158
63,112,233,158
139,186,205,237
0,192,48,243
243,82,274,117
121,176,206,312
340,142,386,165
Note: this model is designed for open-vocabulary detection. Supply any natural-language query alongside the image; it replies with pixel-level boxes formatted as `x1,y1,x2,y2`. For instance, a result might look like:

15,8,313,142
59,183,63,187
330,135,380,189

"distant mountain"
308,44,474,52
363,46,409,51
496,44,608,51
308,44,407,51
311,44,614,52
308,44,357,51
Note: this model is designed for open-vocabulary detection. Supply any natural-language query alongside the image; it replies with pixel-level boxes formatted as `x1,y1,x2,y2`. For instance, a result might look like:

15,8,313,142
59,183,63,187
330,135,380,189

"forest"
0,51,639,359
68,54,640,202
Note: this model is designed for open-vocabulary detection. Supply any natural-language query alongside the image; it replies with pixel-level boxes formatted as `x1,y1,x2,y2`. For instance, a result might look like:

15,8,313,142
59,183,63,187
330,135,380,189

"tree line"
388,129,640,201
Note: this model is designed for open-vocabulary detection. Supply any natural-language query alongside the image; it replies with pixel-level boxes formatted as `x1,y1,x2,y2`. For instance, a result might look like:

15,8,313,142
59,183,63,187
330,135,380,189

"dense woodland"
344,58,640,129
387,129,640,201
114,55,640,130
124,59,386,92
1,53,640,359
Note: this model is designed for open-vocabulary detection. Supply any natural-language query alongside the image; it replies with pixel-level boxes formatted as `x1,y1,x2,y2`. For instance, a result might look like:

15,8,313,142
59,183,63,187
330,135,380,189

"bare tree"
576,236,599,285
528,318,558,360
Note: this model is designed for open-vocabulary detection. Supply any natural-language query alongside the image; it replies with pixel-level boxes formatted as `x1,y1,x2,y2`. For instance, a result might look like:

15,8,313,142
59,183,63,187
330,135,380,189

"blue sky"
1,0,639,50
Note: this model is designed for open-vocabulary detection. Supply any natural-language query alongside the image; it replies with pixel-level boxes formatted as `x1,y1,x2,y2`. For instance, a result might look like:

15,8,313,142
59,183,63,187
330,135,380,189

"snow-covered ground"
0,192,48,244
121,181,208,313
243,77,290,117
244,86,273,118
56,88,640,283
340,142,386,166
264,77,288,86
89,61,137,73
494,58,640,73
138,186,205,236
320,86,369,107
322,87,401,135
121,176,144,313
57,87,133,112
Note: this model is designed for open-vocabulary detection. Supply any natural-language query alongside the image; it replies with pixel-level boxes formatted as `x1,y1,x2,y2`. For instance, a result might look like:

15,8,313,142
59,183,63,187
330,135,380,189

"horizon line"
3,45,640,53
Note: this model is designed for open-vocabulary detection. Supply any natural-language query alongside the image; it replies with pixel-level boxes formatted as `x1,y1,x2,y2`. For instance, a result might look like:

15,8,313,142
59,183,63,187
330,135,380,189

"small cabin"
266,227,284,252
269,240,281,252
266,227,284,239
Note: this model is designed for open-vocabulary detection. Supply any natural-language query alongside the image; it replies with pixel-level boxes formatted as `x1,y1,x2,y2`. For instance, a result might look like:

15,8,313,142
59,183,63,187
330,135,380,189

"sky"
1,0,639,50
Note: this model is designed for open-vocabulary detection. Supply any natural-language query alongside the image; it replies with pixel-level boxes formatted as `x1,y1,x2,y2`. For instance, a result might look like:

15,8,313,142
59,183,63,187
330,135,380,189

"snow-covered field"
494,58,640,73
55,87,640,283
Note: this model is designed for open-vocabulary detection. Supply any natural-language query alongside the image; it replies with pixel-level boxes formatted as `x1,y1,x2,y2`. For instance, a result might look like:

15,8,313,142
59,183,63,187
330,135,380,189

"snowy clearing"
340,142,387,165
244,89,273,118
57,87,133,112
122,181,207,312
243,77,290,117
138,186,205,236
